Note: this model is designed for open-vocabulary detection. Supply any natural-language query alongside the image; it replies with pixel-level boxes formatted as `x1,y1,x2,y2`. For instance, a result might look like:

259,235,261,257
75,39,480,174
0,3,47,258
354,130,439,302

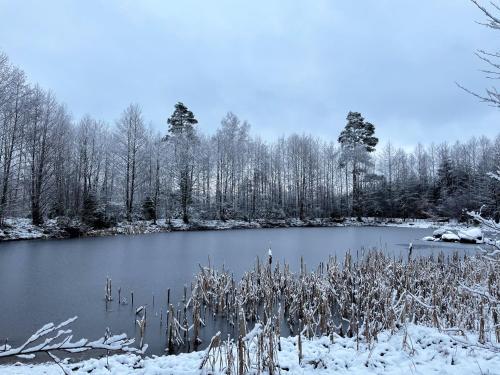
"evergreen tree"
338,112,378,153
81,193,108,228
167,102,198,138
142,196,156,222
166,102,198,223
338,112,378,217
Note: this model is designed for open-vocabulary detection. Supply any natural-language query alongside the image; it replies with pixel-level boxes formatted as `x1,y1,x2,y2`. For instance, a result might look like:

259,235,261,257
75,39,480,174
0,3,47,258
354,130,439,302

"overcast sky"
1,0,498,148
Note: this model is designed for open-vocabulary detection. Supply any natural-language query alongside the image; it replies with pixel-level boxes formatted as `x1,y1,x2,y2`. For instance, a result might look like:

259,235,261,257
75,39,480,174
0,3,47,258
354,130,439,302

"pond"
0,226,476,357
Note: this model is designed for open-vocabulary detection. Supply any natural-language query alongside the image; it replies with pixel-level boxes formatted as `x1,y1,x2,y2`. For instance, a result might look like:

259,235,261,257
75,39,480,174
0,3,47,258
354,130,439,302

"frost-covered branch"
459,283,500,304
0,316,146,361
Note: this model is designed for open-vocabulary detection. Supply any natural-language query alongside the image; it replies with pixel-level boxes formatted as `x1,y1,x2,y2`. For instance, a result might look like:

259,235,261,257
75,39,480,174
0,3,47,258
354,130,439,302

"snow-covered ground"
0,218,53,240
1,324,498,374
0,216,447,242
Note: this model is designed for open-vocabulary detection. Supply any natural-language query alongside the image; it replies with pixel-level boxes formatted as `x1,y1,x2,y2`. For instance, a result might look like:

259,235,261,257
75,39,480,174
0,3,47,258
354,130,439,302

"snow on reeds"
185,250,499,373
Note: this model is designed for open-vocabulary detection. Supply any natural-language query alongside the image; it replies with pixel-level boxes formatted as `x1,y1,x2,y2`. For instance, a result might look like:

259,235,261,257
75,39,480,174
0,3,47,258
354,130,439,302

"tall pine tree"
338,112,378,217
167,102,198,138
166,102,198,223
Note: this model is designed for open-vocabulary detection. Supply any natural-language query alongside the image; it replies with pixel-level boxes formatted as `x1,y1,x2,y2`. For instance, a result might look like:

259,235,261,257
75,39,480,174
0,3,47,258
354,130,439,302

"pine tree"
338,112,378,217
167,102,198,138
81,193,108,228
338,112,378,153
142,196,156,222
166,102,198,223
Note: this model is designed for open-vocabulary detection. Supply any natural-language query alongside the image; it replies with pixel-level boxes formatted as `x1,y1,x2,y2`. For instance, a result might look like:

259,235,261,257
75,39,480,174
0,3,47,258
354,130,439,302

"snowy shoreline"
0,217,446,242
1,324,498,374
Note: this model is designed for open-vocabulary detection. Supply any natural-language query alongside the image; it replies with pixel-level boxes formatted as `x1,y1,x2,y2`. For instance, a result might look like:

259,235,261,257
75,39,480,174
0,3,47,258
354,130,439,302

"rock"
64,225,84,238
432,228,448,238
422,236,435,241
331,217,345,224
441,232,460,242
457,227,483,244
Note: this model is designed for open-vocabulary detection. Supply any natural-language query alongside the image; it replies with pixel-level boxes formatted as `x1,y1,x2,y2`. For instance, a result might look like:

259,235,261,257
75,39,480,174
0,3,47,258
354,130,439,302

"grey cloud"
0,0,498,144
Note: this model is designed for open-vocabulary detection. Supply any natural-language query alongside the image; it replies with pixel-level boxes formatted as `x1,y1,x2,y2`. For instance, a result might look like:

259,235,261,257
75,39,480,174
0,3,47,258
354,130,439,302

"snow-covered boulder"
441,232,460,242
432,227,448,238
430,226,483,244
457,227,483,244
422,236,436,241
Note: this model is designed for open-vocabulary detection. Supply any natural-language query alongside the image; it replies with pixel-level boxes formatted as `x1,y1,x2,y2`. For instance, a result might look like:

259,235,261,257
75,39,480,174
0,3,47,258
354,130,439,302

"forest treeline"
0,51,499,227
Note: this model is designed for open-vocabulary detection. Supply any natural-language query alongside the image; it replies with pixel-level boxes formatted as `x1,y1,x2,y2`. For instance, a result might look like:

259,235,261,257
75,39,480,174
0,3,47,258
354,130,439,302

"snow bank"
1,324,498,374
0,218,46,240
0,216,466,242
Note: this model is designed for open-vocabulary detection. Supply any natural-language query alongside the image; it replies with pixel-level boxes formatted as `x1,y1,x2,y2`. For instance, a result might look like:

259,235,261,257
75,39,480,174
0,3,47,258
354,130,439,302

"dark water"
0,226,476,357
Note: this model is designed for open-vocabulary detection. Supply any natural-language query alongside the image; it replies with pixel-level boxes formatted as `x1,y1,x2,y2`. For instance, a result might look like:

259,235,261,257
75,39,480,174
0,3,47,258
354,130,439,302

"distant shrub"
142,196,157,221
81,193,111,229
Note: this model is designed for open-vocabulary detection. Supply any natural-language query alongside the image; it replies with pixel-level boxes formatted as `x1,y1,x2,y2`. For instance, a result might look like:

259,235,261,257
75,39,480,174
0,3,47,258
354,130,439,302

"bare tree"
26,88,67,225
115,104,146,221
458,1,500,106
0,64,28,222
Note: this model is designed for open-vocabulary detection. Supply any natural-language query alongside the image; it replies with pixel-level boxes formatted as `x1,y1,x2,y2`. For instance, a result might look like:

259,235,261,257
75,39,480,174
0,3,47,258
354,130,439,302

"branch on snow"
0,316,146,362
